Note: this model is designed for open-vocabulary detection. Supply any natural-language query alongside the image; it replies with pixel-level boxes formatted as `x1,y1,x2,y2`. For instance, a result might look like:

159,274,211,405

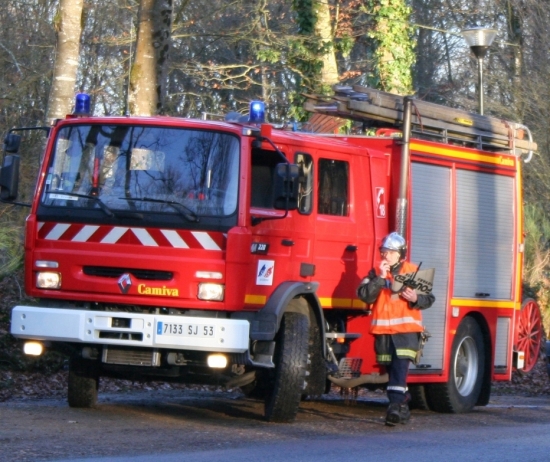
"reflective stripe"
370,261,424,335
37,222,226,250
387,385,407,393
372,317,423,327
376,354,392,363
395,348,417,360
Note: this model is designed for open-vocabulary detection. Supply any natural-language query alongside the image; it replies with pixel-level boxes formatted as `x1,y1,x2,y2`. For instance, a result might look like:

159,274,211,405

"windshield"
41,125,240,219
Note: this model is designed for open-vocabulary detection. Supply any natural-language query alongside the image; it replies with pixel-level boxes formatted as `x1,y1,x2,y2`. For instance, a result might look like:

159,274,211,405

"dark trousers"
386,341,411,404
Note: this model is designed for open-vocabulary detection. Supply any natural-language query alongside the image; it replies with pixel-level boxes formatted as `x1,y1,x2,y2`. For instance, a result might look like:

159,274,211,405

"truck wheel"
240,369,269,399
264,311,309,422
303,315,327,398
68,357,99,408
426,317,484,413
408,384,430,410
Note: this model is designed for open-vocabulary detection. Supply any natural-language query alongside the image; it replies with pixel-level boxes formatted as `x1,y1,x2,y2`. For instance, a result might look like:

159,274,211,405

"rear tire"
68,357,99,408
426,317,484,413
264,311,309,422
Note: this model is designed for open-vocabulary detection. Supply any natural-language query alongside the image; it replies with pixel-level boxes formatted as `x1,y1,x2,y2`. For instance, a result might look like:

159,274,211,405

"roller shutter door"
454,170,514,300
410,162,451,371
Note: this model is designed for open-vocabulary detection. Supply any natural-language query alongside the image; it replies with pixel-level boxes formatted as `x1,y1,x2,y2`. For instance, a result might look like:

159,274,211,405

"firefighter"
357,232,434,426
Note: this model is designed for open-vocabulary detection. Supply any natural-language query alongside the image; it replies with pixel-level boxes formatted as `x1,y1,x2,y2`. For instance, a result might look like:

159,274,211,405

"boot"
385,402,410,426
399,402,411,423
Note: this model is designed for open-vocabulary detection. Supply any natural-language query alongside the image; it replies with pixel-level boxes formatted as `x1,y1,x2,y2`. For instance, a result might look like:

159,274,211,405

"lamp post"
461,27,497,115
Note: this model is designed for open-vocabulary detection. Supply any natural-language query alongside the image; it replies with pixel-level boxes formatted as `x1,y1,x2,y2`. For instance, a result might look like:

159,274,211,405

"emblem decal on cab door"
256,260,274,286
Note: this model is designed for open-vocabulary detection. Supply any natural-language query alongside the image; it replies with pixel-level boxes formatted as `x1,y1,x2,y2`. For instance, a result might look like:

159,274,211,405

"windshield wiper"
123,197,199,222
46,191,116,218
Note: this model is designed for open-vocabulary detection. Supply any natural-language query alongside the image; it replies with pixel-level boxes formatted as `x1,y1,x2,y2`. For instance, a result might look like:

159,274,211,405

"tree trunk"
45,0,84,123
314,0,338,87
153,0,172,114
369,0,414,95
129,0,157,116
129,0,172,116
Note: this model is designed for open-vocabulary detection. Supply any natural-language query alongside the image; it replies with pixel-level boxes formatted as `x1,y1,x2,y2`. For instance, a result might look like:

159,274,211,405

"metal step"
336,357,362,379
325,332,361,340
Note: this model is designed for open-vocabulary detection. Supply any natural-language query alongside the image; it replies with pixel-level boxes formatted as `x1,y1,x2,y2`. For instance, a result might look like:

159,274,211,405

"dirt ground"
2,385,550,462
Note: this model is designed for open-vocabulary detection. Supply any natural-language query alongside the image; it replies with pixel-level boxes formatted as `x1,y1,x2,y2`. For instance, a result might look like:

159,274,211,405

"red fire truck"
2,85,542,422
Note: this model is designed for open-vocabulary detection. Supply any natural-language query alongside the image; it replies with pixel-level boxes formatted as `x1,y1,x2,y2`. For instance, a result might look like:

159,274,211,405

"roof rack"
304,85,536,158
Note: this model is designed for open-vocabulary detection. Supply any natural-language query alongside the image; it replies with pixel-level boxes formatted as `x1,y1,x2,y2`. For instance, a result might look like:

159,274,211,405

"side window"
296,153,313,214
251,148,282,208
318,158,349,216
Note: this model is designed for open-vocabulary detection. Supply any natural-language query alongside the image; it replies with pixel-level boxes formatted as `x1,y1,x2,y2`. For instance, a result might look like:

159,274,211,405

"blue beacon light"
74,93,91,116
249,101,265,123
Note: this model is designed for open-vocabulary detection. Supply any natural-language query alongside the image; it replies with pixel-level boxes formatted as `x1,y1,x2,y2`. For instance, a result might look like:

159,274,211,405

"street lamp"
461,27,497,115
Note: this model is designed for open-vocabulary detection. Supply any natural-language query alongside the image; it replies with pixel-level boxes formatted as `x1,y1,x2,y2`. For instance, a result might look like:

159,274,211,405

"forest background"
1,0,550,376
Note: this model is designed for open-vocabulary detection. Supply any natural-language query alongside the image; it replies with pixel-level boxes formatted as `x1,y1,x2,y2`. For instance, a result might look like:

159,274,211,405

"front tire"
426,317,484,413
68,357,99,408
408,384,430,410
264,311,309,422
302,313,327,398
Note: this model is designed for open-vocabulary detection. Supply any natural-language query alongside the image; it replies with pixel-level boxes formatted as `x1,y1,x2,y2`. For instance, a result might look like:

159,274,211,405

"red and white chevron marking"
37,222,226,250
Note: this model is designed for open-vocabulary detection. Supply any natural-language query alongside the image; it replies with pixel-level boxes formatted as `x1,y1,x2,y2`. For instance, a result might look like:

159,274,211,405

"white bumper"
10,306,250,353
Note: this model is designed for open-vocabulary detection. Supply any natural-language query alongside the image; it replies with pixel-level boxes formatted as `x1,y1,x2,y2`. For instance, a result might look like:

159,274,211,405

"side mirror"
3,133,21,154
273,163,299,210
0,155,20,201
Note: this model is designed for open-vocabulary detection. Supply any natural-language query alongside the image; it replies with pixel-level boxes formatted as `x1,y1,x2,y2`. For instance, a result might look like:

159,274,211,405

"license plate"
157,321,216,337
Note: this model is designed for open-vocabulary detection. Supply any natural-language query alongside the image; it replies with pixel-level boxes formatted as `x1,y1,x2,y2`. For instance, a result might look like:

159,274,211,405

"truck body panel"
4,87,539,420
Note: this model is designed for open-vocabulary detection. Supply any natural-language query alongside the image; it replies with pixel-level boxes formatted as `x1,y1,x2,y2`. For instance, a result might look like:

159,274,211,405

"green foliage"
292,0,316,34
286,91,308,121
361,0,415,95
0,221,24,278
335,35,354,58
257,49,281,64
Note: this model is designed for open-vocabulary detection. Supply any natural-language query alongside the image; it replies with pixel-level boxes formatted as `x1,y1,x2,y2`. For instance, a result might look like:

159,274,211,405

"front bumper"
10,306,250,353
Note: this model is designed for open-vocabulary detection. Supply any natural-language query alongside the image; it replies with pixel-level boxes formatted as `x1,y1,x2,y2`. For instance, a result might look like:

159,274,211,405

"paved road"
2,389,550,462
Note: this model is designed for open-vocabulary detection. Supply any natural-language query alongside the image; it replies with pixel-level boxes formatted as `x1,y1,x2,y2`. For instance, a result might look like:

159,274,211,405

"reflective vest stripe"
370,261,424,335
371,317,423,327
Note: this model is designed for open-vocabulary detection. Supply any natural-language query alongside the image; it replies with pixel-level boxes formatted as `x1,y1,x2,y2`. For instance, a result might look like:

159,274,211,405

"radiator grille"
83,266,173,280
102,347,161,367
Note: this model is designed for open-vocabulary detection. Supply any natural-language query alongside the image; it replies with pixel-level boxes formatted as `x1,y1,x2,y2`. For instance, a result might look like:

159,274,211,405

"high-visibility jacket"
370,261,424,335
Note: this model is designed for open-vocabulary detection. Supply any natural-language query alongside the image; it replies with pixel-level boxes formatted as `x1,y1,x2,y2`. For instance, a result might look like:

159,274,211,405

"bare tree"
314,0,339,87
129,0,172,115
45,0,84,122
129,0,157,115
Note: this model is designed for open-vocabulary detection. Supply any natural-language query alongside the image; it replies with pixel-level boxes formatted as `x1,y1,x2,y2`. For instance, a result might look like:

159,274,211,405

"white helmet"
379,232,407,259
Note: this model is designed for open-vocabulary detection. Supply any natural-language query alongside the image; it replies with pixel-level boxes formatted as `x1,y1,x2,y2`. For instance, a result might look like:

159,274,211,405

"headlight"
197,283,224,301
24,341,44,356
36,272,61,289
207,354,228,369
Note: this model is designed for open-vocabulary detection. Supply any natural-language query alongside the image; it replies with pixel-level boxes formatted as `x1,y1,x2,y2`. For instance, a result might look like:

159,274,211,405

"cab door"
312,152,359,309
